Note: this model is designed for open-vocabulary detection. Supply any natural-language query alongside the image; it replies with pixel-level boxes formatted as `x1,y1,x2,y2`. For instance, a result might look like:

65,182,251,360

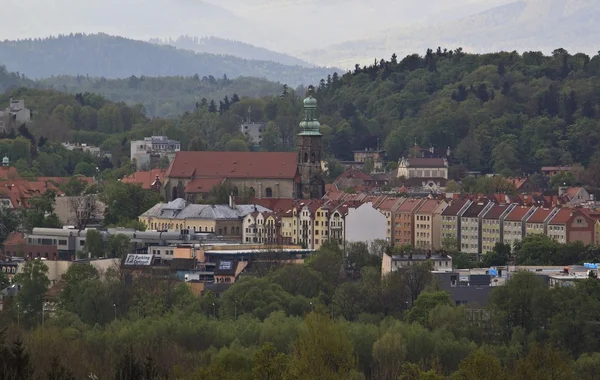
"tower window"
304,152,309,163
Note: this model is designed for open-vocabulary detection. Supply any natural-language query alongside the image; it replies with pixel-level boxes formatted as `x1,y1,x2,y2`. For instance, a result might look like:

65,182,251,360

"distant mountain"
0,34,336,86
304,0,600,67
150,36,314,68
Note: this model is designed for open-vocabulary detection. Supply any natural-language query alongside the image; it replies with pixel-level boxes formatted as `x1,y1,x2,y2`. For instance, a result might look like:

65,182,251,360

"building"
53,196,106,227
139,197,272,240
559,186,591,206
502,205,537,248
0,179,63,209
480,204,516,253
352,148,386,172
122,168,166,192
382,251,453,276
62,143,102,157
240,122,267,147
0,99,31,131
440,199,472,250
334,170,374,192
525,207,559,236
507,178,539,193
547,207,595,245
377,197,405,243
163,88,324,201
344,202,387,246
460,200,493,254
541,166,571,177
130,136,181,170
413,199,448,250
396,157,448,192
393,198,425,246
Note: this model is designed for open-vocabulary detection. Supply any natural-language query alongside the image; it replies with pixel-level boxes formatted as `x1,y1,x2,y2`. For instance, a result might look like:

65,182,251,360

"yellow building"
313,204,331,250
480,204,515,253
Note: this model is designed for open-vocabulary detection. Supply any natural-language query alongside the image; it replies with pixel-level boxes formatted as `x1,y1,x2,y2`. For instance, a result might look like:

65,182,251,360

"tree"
225,138,249,152
47,355,75,380
22,190,62,232
404,261,434,303
69,194,100,231
60,264,100,309
406,291,453,326
14,259,50,325
0,208,21,244
453,349,505,380
252,342,288,380
102,182,162,226
85,229,105,258
106,233,131,258
187,136,207,151
286,313,357,380
514,344,574,380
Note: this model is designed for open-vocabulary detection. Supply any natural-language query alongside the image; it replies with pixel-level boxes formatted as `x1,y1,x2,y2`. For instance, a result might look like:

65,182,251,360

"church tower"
297,86,325,199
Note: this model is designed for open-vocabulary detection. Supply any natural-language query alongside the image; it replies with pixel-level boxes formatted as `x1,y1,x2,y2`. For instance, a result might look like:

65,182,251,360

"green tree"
14,259,50,325
102,182,162,226
225,138,249,152
0,208,21,244
106,233,131,258
406,291,453,326
453,349,505,380
286,313,357,380
85,229,105,258
252,342,288,380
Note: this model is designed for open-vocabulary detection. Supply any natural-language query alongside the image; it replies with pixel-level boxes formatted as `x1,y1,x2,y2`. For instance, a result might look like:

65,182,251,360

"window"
265,187,273,197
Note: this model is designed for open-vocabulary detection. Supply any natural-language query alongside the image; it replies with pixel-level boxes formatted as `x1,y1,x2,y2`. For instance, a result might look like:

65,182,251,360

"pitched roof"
336,169,372,181
3,232,24,246
483,204,512,220
441,199,470,216
378,198,403,212
505,206,535,222
566,187,584,199
251,198,294,213
0,180,63,208
122,168,166,190
403,158,446,168
415,199,444,214
548,208,574,225
462,201,489,218
527,208,555,223
0,166,20,180
166,151,298,179
185,177,225,193
140,199,272,220
395,198,424,213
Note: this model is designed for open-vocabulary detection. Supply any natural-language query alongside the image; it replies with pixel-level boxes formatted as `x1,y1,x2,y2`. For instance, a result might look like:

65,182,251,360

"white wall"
344,202,387,246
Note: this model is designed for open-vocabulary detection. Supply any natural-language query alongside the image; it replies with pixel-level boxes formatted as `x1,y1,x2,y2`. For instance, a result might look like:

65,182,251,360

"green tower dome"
1,156,8,167
298,86,321,136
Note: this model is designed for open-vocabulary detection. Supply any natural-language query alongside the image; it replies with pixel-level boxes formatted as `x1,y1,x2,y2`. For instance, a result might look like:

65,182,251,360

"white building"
396,157,449,192
62,143,102,157
0,99,31,131
130,136,181,170
344,202,387,246
241,122,267,146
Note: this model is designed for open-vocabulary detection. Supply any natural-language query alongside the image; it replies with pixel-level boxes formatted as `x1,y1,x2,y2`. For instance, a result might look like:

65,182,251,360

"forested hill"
150,36,314,68
0,34,333,86
306,48,600,177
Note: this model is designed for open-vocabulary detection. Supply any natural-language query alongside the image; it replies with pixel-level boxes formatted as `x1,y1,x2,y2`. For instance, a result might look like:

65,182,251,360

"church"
162,87,325,202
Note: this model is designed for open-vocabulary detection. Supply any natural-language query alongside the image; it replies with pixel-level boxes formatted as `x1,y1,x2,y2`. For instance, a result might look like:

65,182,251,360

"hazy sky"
1,0,513,54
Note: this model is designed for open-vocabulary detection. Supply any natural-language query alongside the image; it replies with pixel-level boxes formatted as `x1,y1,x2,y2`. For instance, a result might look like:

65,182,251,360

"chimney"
559,183,568,196
229,193,235,209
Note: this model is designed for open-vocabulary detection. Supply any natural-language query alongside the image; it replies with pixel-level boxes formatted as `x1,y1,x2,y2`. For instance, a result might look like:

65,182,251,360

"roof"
185,177,225,193
250,198,294,213
122,169,166,190
482,204,512,220
541,166,571,172
377,197,403,212
415,199,444,214
3,232,24,246
0,180,63,208
140,199,272,220
505,206,534,222
507,178,529,189
0,166,20,180
462,202,489,218
527,208,555,223
566,187,584,199
395,198,424,213
402,158,446,168
165,151,298,179
548,208,575,225
336,169,372,181
441,199,470,216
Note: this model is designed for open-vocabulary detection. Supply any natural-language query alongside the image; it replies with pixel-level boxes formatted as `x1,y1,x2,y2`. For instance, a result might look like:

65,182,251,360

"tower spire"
298,85,321,136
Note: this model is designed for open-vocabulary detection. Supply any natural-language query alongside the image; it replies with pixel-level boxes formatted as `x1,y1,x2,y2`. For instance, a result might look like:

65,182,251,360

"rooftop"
400,157,447,168
462,201,489,218
140,199,272,220
505,205,535,222
482,204,512,220
441,199,470,216
527,207,555,223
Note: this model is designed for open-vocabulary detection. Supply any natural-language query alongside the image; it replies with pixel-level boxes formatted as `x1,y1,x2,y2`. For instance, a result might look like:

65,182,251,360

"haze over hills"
149,36,315,68
0,34,336,87
304,0,600,67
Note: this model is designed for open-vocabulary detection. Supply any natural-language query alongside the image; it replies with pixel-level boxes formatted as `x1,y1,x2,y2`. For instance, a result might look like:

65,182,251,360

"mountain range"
0,34,336,87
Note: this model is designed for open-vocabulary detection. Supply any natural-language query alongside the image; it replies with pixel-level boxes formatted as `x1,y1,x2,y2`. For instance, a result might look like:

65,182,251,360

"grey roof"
140,198,272,220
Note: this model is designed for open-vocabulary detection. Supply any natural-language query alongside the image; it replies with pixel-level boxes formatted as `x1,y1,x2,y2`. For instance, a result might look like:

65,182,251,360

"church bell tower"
297,86,325,199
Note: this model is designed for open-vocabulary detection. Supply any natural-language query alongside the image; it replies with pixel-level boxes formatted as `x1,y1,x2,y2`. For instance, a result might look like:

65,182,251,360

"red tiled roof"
566,187,583,199
0,180,63,208
527,208,555,223
541,166,571,172
505,206,534,222
0,166,20,180
483,204,512,220
184,177,225,193
251,198,294,213
336,169,372,181
323,190,345,201
166,151,298,179
396,198,424,213
548,208,574,224
122,169,166,190
404,158,446,168
325,184,338,193
415,199,444,214
3,232,24,246
378,198,402,211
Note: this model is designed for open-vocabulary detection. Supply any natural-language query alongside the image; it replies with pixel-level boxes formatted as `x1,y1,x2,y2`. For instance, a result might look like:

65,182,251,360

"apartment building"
480,204,516,253
414,199,448,250
393,198,425,246
377,197,405,243
525,208,559,236
502,205,537,248
440,199,472,250
344,202,387,246
547,208,595,245
460,201,493,254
